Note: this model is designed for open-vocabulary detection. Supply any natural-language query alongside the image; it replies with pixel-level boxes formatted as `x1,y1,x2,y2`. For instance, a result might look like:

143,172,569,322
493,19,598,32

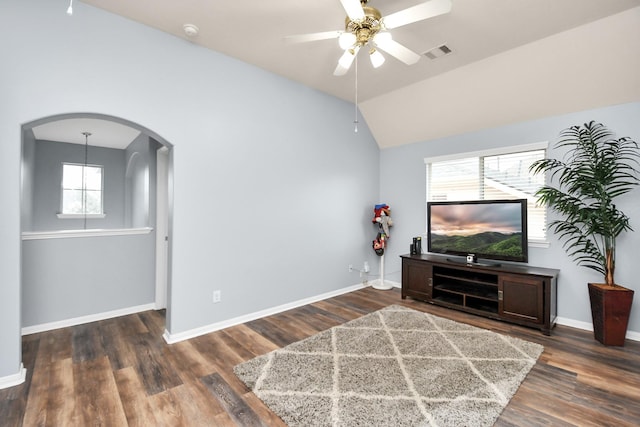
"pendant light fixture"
66,0,74,16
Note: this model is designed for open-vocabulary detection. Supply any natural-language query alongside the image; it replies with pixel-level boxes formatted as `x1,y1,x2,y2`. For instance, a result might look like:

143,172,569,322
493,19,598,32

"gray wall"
0,0,379,380
30,140,126,231
379,102,640,334
22,233,156,327
125,134,156,229
21,130,36,232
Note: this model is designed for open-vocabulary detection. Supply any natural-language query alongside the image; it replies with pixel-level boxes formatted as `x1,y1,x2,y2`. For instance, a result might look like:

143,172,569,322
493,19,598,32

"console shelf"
401,253,558,335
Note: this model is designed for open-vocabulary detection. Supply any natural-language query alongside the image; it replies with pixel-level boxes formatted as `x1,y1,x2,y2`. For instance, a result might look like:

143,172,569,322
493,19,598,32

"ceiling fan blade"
340,0,365,21
333,64,350,76
383,0,452,29
284,30,342,44
375,37,421,65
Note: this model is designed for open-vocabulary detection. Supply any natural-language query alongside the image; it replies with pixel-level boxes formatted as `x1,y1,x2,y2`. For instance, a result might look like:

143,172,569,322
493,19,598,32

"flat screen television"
427,199,528,264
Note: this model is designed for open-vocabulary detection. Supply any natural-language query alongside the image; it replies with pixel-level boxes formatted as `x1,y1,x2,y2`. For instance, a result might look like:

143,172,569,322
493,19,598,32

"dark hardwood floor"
2,287,640,426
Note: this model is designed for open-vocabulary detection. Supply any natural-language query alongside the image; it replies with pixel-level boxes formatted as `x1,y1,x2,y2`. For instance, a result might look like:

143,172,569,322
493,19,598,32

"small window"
61,163,104,215
425,143,547,242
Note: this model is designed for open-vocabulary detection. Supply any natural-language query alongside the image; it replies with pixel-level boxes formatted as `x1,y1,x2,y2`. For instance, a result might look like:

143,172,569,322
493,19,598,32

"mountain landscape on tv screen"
430,231,524,257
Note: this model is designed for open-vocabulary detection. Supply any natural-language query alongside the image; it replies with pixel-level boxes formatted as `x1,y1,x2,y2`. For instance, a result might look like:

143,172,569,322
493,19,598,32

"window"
425,142,547,242
61,163,104,216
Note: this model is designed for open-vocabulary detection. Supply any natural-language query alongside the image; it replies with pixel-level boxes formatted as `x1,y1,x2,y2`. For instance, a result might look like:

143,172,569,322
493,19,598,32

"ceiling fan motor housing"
345,5,383,46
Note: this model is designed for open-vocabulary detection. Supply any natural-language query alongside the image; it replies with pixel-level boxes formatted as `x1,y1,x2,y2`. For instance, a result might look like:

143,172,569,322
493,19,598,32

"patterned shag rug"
234,305,543,427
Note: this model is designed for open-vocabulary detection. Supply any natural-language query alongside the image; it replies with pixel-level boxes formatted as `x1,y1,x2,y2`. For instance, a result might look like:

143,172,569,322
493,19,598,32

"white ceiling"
32,118,141,149
61,0,640,148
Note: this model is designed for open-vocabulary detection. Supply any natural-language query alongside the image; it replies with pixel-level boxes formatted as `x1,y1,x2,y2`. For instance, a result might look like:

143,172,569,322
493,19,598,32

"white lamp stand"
371,253,394,290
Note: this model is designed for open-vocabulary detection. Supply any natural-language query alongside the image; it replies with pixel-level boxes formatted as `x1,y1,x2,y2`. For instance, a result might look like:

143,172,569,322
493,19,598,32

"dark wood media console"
401,254,559,335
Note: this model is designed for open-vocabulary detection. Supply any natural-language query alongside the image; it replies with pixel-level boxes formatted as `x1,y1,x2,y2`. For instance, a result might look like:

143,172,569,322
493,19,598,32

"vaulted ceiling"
76,0,640,147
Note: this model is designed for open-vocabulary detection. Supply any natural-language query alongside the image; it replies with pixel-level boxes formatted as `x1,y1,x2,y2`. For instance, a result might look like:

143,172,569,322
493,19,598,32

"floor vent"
423,44,452,59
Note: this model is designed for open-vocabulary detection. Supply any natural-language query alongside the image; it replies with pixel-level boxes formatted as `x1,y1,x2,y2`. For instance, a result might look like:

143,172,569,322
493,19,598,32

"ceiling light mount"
183,24,200,38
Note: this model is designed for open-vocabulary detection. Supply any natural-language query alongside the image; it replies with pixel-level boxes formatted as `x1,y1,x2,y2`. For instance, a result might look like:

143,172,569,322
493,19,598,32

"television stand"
401,253,558,335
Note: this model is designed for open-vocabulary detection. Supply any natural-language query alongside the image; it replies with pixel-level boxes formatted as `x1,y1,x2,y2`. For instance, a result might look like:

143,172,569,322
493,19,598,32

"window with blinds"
425,144,547,242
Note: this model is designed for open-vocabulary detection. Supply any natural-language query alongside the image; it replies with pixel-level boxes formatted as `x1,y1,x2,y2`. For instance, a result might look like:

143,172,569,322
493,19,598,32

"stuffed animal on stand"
372,204,392,256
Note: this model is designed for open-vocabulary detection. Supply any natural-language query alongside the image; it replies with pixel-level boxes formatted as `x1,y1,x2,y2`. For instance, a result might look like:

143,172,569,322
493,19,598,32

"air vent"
423,44,452,60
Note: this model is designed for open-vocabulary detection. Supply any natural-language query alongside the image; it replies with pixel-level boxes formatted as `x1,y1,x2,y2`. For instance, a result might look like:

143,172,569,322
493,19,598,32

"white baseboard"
163,282,368,344
556,317,639,342
0,363,26,390
21,303,156,335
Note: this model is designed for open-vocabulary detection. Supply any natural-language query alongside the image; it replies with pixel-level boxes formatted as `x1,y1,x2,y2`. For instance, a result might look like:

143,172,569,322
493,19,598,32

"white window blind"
425,145,547,242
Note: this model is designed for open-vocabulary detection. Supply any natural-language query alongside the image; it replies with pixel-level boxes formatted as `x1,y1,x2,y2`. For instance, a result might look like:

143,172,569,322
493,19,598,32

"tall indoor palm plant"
530,121,640,345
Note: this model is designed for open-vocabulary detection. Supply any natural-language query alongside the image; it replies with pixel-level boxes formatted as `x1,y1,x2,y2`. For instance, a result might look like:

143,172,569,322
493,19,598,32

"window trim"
424,141,549,246
57,213,106,219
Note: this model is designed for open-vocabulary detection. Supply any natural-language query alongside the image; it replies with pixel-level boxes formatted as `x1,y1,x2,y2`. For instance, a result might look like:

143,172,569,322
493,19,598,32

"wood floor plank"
113,367,158,426
130,332,183,396
22,343,50,427
45,358,77,427
71,323,104,363
200,372,267,427
244,318,296,348
72,356,128,426
221,324,280,358
163,340,218,382
170,381,226,424
3,287,640,426
147,388,187,427
99,320,138,371
42,328,72,363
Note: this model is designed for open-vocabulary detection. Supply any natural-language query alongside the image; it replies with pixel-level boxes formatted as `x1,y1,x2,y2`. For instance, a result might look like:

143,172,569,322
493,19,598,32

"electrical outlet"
213,290,221,303
349,264,353,273
363,261,370,273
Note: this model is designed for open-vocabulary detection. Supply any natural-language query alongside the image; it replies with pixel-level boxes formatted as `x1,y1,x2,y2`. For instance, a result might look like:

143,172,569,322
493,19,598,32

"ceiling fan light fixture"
369,48,385,68
338,46,360,68
338,32,357,49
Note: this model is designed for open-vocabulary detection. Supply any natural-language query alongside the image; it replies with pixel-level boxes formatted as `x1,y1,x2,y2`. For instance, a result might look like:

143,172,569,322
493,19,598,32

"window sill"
57,213,106,219
22,227,153,240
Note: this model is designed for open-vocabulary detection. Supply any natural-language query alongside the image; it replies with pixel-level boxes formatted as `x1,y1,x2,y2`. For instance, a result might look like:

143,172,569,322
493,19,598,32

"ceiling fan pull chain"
354,53,359,133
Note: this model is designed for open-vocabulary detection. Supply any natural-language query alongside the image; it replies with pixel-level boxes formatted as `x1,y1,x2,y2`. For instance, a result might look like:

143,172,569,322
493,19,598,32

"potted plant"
530,121,640,346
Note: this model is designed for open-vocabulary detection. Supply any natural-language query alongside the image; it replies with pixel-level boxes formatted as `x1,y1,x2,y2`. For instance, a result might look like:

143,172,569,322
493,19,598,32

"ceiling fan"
286,0,452,76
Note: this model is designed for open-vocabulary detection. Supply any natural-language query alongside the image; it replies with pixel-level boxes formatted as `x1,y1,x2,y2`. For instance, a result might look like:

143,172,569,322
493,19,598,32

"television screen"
427,199,528,263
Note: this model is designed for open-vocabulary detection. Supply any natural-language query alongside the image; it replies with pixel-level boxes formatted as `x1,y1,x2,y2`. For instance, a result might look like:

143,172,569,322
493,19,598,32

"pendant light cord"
82,132,91,230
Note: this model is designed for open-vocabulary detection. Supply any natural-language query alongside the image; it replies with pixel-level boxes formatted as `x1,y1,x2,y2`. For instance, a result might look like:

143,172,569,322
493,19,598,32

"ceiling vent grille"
423,44,452,60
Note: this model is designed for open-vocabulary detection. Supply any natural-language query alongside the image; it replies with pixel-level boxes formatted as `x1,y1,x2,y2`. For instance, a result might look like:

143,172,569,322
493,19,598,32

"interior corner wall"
379,102,640,335
0,0,379,380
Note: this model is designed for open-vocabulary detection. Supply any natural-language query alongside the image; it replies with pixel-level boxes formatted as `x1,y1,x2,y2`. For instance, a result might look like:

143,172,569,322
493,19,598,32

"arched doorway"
20,112,173,334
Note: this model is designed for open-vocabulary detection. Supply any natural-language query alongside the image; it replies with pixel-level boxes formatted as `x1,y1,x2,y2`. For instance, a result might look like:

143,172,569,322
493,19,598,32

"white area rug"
234,305,543,427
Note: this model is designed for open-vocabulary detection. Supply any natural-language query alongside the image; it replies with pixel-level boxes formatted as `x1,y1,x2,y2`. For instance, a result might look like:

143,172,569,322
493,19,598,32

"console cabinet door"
499,274,544,323
402,260,432,299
